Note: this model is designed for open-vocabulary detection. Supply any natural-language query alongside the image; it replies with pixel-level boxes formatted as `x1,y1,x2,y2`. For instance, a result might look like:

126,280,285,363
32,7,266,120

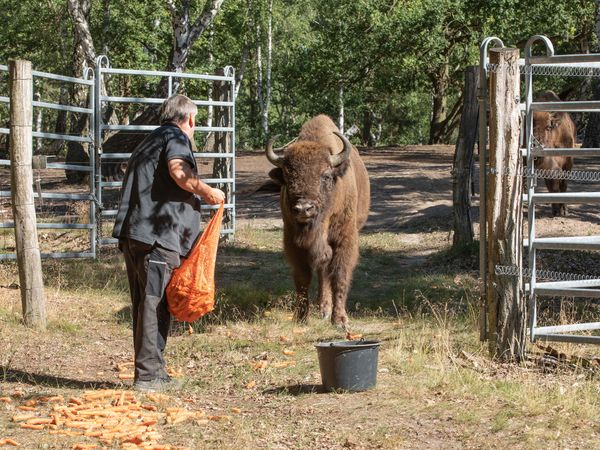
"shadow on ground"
0,367,123,390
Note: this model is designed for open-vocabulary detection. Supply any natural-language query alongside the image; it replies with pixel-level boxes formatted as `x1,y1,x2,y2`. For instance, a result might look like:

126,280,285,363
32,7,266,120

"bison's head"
266,132,352,225
532,111,567,147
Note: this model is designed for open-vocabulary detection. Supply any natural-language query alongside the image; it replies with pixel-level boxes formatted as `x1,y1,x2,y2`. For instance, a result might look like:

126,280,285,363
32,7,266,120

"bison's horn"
330,131,352,167
265,136,284,168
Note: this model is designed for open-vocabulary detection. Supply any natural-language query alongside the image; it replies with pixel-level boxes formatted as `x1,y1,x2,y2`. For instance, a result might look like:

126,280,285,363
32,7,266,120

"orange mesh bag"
167,202,224,322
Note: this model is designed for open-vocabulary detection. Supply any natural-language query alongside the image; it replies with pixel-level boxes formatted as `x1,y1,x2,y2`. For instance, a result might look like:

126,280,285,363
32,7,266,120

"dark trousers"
120,239,181,382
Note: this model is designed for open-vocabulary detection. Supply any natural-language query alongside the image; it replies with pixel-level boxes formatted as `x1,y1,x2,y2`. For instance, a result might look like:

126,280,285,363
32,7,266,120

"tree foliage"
0,0,597,148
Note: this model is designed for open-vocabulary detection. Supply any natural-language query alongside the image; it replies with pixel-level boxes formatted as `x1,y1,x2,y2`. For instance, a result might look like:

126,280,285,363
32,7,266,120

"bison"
265,115,370,328
533,90,576,216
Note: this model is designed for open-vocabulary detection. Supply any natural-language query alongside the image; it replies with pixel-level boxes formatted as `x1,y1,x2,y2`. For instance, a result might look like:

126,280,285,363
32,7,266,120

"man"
113,94,225,392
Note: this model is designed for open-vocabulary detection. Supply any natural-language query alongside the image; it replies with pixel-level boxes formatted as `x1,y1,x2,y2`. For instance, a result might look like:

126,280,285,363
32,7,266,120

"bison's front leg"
557,178,569,216
330,238,359,328
293,267,311,322
290,258,312,323
284,229,312,322
545,178,566,217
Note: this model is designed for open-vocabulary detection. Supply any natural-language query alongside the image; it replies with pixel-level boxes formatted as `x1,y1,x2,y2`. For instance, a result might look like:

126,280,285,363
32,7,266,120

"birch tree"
101,0,225,167
254,0,273,141
65,0,96,182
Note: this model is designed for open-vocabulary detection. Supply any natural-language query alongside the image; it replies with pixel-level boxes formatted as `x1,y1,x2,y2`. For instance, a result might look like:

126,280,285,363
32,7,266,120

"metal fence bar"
528,54,600,65
100,203,235,217
524,36,542,341
100,124,234,132
529,148,600,157
31,131,93,143
531,100,600,113
535,323,600,334
101,96,233,107
527,236,600,250
32,100,93,114
0,252,96,261
45,163,92,172
0,223,94,229
534,286,600,297
100,67,234,81
0,191,93,200
2,159,94,172
31,69,94,85
536,278,600,288
100,152,235,160
527,192,600,204
229,66,237,237
86,70,97,259
534,334,600,345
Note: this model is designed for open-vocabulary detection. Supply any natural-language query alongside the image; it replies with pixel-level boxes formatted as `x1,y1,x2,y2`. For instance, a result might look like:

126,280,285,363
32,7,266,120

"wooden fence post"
486,48,525,361
9,59,47,330
452,66,479,247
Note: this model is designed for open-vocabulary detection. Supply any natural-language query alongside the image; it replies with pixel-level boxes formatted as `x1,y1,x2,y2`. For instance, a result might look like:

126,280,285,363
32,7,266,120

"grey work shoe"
134,376,182,393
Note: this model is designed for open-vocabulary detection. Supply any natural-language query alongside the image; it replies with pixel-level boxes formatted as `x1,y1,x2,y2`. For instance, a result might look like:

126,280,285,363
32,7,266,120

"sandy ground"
234,143,600,248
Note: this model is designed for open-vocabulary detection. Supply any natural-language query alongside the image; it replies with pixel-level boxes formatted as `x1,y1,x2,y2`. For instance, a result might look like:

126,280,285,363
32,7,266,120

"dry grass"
0,226,600,449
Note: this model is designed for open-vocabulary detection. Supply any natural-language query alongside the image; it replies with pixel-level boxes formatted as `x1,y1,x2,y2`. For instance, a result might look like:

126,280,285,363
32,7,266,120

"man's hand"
203,187,225,205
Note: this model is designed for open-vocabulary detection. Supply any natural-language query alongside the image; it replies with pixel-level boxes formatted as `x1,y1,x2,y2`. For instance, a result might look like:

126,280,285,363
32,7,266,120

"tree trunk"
429,64,449,144
486,48,525,362
584,0,600,148
256,22,265,139
50,17,71,155
100,0,225,176
102,0,110,56
50,84,69,154
211,68,233,240
452,66,479,248
66,0,96,184
235,44,249,98
338,86,344,133
264,0,273,138
584,80,600,148
362,109,375,147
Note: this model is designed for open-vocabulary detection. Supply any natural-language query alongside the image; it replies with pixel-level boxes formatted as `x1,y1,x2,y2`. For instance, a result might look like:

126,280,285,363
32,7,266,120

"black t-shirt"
112,123,202,256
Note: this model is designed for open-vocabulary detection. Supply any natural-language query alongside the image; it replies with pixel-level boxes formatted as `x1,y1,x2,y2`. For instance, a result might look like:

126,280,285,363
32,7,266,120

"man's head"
160,94,197,139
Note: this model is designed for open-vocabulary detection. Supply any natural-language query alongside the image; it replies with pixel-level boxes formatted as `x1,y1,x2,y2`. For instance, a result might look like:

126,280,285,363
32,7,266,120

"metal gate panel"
94,56,236,247
480,35,600,345
523,36,600,344
0,63,97,260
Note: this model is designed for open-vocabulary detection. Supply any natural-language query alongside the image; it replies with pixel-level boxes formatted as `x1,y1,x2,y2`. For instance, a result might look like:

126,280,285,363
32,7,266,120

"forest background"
0,0,597,152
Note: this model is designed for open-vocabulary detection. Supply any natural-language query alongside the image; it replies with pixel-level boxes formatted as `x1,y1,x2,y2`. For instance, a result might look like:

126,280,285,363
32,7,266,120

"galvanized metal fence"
0,57,235,260
480,35,600,345
93,56,236,247
0,63,97,259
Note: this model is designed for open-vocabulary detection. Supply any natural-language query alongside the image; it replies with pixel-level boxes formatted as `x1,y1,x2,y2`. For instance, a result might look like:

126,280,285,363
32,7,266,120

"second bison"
266,115,370,327
533,90,577,216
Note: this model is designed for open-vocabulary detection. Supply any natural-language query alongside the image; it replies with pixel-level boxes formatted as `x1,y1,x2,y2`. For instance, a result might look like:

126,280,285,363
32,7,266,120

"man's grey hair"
159,94,198,125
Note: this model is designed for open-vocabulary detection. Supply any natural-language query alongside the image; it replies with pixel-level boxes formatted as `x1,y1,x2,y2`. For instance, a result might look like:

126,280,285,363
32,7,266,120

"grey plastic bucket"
315,340,381,392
